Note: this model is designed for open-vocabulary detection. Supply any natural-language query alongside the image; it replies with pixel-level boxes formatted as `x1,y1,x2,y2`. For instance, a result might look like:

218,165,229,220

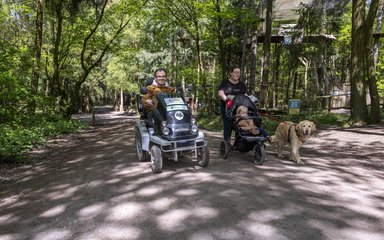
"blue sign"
288,99,300,114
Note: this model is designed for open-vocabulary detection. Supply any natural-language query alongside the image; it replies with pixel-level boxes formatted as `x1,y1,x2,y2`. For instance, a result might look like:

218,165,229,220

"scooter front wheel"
150,145,163,173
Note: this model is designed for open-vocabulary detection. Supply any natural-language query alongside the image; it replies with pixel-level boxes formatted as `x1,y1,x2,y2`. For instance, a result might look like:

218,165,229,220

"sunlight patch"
86,180,104,188
0,234,20,240
107,202,143,221
33,229,70,240
67,157,86,164
83,225,142,240
137,186,162,196
148,197,177,211
78,203,106,219
175,189,199,196
105,178,121,184
157,209,190,231
189,232,215,240
244,222,282,237
0,213,19,224
192,207,218,219
215,228,241,239
47,186,79,200
39,205,66,218
219,189,242,197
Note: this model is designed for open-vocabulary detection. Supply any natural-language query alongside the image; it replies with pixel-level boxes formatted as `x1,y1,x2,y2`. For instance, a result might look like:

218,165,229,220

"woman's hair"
229,65,240,73
236,106,248,117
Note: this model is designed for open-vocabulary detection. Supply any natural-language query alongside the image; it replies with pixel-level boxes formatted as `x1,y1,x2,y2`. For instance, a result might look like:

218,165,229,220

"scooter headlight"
162,127,170,135
191,125,198,133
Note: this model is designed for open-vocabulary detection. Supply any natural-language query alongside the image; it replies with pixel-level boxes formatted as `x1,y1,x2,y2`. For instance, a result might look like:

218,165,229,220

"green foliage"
0,114,86,163
197,111,222,131
198,110,352,134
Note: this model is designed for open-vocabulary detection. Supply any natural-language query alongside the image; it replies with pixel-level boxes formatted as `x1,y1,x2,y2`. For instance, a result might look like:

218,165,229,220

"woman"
217,66,247,142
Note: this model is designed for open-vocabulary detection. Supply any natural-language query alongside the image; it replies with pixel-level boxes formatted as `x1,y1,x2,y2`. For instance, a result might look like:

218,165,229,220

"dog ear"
296,122,302,133
312,122,317,133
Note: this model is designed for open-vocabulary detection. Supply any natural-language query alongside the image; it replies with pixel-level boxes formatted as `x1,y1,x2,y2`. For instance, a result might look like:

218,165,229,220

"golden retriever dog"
274,120,316,164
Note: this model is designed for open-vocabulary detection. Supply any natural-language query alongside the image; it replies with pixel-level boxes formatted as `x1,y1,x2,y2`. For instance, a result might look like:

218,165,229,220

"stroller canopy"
229,95,259,119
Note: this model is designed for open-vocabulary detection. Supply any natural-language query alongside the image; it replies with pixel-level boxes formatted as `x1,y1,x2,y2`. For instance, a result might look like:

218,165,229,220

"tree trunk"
31,0,44,114
260,0,273,108
240,27,247,81
365,0,381,123
374,0,384,65
272,43,281,108
249,2,263,96
351,0,369,121
120,88,124,112
213,0,226,79
249,33,258,96
320,52,330,110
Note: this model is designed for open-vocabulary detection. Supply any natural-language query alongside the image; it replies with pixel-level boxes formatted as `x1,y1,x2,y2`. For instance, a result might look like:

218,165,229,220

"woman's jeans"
220,104,232,142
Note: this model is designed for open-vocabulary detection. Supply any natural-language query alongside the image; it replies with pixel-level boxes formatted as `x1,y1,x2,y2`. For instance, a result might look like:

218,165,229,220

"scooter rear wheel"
135,131,148,162
197,146,210,167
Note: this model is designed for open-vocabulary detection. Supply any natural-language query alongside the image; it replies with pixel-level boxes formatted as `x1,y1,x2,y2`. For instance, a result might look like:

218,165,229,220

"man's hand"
144,99,154,107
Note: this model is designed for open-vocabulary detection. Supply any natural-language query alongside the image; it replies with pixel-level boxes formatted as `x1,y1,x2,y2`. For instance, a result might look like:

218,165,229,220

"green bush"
197,110,352,134
0,115,86,163
197,114,222,131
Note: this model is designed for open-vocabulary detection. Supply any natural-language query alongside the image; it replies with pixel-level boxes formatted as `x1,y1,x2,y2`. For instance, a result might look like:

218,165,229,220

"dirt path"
1,109,383,240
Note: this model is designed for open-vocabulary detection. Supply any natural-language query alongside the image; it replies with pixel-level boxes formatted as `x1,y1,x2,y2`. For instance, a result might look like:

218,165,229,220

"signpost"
288,99,300,115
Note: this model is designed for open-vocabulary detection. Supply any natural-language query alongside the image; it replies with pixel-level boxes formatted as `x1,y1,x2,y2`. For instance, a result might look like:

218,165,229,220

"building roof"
273,0,312,21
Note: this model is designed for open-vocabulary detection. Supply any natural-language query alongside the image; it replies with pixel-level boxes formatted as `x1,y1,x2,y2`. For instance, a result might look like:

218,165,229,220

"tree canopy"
1,0,383,123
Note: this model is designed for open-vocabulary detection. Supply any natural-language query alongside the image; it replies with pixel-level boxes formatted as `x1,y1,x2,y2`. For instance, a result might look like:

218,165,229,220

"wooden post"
92,109,95,125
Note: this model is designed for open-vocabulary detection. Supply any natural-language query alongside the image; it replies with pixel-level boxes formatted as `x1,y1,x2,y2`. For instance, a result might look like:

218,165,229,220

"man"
142,68,175,112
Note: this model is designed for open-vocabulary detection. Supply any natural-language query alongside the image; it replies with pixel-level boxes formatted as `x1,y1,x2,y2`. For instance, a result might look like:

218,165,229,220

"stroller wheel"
197,146,210,167
253,144,266,165
220,140,230,159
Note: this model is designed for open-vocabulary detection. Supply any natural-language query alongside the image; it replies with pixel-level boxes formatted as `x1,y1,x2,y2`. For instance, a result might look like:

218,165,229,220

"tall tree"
30,0,44,114
351,0,368,121
351,0,380,122
260,0,273,108
154,0,207,112
365,0,381,123
69,0,149,115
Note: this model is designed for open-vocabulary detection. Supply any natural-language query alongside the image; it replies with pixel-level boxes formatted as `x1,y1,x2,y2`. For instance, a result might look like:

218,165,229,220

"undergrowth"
0,114,86,163
197,110,353,134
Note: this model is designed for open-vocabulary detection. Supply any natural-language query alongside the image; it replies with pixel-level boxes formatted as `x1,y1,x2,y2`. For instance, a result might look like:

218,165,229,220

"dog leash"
287,124,295,143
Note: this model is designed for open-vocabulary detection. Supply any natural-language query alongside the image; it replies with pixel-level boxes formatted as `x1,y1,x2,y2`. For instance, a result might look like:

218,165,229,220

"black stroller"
219,94,267,165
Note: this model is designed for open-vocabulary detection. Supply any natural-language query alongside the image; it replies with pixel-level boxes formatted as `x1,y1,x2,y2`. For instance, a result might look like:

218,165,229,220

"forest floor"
0,107,383,240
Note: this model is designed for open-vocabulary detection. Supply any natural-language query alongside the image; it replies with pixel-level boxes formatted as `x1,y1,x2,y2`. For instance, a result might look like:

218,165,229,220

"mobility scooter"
134,79,209,173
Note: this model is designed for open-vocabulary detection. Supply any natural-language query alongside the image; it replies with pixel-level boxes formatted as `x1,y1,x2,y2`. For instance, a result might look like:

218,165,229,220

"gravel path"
0,109,383,240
